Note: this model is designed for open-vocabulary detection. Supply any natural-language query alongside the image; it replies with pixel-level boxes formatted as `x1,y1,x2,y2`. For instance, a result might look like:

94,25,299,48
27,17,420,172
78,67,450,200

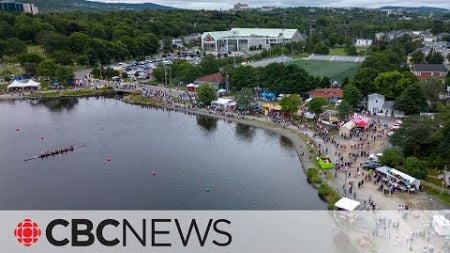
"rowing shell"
23,145,86,162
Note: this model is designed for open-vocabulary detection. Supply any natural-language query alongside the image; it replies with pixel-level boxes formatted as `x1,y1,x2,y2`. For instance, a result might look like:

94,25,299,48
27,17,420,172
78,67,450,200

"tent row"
7,79,41,91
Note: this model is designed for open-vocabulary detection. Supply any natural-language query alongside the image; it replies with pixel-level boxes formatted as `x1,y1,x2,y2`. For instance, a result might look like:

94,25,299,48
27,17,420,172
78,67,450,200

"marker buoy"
107,158,111,162
40,137,44,140
152,171,157,176
16,128,20,132
206,187,210,192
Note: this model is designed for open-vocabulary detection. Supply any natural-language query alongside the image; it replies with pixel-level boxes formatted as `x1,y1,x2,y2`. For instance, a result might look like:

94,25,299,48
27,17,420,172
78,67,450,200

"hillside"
25,0,174,12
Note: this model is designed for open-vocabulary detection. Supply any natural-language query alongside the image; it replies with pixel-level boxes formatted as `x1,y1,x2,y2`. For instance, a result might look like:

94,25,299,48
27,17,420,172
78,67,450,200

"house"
355,39,373,47
308,88,343,103
194,72,225,89
411,64,448,80
367,93,404,117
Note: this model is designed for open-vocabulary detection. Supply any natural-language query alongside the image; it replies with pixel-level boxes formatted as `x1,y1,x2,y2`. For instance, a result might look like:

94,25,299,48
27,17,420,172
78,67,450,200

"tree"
402,157,427,179
410,49,425,64
343,82,362,107
425,48,444,64
54,65,74,83
337,100,353,121
379,148,404,167
235,88,254,110
419,79,446,106
3,38,26,56
17,53,44,76
307,97,327,117
196,84,216,106
374,71,417,99
394,84,429,115
279,94,301,117
431,20,445,35
37,60,57,79
390,115,438,156
345,45,358,56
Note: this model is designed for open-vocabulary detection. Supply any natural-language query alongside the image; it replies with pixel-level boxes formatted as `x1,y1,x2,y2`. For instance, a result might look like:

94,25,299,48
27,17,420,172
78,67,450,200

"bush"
318,184,341,209
306,168,322,185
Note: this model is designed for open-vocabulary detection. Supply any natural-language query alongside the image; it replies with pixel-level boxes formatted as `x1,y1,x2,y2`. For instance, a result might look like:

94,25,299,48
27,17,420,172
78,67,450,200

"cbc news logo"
13,218,42,247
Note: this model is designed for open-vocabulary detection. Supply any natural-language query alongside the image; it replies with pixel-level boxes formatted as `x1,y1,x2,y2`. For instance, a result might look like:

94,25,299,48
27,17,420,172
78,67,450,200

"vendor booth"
7,79,41,91
319,156,334,170
339,121,355,138
186,83,197,92
375,166,421,191
335,197,361,211
351,113,371,129
262,103,282,116
211,98,236,110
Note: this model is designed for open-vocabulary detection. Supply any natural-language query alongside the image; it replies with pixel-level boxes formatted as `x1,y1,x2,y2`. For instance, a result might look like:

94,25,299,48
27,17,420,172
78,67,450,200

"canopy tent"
351,113,371,129
7,79,41,91
211,98,235,108
186,83,198,92
432,215,450,236
339,121,355,137
334,197,361,211
259,92,275,101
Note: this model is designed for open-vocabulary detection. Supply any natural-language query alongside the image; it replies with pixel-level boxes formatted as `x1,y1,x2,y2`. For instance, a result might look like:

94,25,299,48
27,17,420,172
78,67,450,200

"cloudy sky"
88,0,450,10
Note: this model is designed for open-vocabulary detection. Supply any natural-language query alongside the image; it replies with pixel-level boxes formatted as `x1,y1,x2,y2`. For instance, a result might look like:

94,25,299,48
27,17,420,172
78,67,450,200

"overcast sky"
88,0,450,10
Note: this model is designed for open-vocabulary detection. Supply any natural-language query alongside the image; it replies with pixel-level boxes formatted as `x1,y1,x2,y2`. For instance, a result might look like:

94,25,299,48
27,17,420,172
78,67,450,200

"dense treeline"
1,7,449,66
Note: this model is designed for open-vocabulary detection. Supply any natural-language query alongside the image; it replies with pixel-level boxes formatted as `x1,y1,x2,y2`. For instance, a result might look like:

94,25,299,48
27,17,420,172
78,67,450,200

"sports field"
290,59,360,84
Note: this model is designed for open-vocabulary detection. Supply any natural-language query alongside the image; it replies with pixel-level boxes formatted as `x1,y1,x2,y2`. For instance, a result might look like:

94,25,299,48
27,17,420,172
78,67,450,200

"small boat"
23,144,86,161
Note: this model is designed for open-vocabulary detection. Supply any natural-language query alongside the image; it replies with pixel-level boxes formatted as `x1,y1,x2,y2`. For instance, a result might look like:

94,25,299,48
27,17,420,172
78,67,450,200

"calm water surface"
0,97,325,210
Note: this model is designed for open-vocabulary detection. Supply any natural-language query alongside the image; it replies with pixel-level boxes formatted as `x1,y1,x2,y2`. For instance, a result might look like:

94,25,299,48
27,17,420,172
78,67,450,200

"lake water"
0,97,325,210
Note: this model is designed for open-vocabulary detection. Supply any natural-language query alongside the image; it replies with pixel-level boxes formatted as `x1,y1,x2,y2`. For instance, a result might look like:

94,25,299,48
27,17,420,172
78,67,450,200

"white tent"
432,215,450,236
7,79,40,91
339,121,355,137
334,197,361,211
212,98,233,107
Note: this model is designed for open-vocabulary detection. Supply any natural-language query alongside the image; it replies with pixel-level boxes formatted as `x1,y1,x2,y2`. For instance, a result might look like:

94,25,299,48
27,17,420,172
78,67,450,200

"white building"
355,39,373,47
367,93,404,117
201,28,303,52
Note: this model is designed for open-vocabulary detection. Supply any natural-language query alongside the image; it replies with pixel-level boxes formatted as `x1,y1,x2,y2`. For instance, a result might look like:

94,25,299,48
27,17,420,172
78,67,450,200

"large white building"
201,28,303,52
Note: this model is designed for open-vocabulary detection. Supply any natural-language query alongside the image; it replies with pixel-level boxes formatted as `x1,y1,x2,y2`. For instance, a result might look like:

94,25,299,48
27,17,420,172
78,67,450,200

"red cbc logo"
13,219,42,247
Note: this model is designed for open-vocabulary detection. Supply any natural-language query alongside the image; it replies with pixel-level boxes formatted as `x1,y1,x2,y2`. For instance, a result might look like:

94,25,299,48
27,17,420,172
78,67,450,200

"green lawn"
329,48,346,56
290,59,360,84
27,45,45,57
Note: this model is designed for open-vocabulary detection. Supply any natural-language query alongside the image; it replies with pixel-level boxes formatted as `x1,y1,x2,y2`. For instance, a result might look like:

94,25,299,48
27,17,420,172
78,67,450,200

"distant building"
308,88,343,103
172,38,183,48
182,33,201,45
233,2,250,12
201,28,303,52
0,1,38,14
355,39,373,47
259,6,275,12
411,64,448,80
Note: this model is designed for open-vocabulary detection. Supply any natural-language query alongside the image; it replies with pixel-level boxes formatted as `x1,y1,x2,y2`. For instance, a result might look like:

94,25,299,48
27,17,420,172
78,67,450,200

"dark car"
363,160,381,170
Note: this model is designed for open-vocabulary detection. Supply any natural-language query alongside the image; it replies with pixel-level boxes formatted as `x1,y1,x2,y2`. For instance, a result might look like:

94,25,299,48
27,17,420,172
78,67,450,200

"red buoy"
152,171,156,176
107,158,111,162
40,137,44,140
16,128,20,132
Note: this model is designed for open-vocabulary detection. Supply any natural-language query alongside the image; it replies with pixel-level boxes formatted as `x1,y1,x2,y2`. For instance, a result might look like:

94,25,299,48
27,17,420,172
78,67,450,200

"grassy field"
329,48,346,56
290,59,360,84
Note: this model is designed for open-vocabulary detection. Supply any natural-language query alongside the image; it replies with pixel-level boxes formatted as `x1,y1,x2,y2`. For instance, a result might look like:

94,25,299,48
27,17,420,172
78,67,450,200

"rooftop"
411,64,448,73
309,88,343,99
204,28,298,39
196,72,225,84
